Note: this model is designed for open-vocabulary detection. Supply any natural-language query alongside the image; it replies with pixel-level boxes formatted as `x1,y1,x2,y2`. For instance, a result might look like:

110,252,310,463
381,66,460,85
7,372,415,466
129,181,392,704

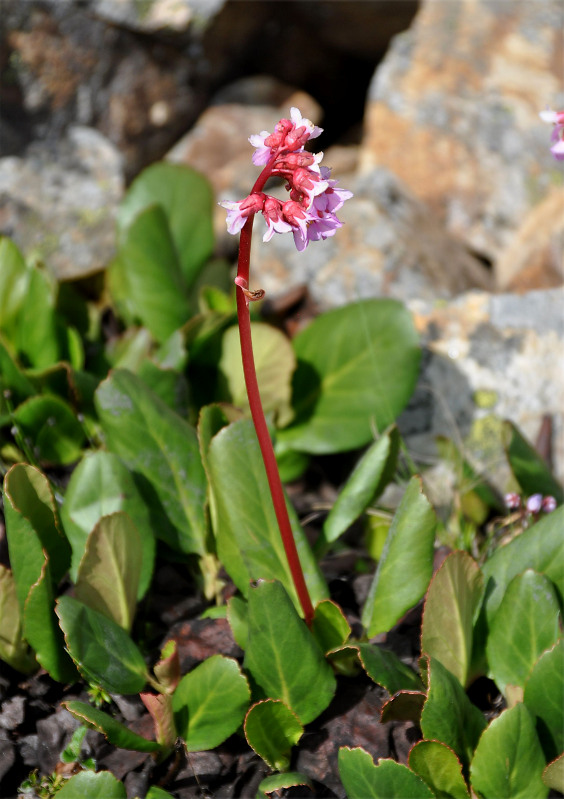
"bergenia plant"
220,108,352,625
540,107,564,160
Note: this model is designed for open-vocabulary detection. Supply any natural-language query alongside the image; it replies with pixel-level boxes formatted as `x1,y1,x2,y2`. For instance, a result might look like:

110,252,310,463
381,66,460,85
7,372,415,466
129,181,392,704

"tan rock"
359,0,563,264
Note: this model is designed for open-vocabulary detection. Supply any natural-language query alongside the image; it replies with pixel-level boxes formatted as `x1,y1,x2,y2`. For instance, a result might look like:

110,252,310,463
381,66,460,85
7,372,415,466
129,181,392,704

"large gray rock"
0,126,124,279
359,0,564,281
400,287,564,487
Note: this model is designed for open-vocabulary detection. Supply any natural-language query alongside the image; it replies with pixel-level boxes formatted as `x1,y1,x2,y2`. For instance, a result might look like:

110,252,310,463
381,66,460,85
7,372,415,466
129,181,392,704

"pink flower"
262,196,293,242
540,108,564,160
219,193,265,234
221,107,352,252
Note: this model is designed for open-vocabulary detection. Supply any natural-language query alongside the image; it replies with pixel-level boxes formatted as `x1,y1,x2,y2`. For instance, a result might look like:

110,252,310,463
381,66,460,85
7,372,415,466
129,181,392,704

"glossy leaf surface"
279,299,420,454
408,740,470,799
207,419,327,611
244,699,303,771
95,370,207,555
503,420,563,504
312,600,351,654
64,700,162,753
362,477,436,637
56,596,149,695
57,769,127,798
470,703,548,799
75,513,142,631
421,550,484,687
338,748,434,799
244,581,336,725
357,643,423,695
524,638,564,761
487,570,560,697
172,655,250,751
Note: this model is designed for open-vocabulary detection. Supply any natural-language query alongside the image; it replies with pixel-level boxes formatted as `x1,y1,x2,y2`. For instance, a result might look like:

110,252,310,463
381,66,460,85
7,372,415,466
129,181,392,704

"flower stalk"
221,108,353,626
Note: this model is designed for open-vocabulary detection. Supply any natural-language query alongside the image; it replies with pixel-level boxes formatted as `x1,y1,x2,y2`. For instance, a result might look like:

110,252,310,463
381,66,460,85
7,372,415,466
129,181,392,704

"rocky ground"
0,1,563,796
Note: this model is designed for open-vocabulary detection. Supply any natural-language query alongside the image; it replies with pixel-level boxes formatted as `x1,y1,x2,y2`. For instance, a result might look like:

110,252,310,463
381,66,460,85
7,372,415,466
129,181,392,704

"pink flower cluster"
540,108,564,160
220,108,352,252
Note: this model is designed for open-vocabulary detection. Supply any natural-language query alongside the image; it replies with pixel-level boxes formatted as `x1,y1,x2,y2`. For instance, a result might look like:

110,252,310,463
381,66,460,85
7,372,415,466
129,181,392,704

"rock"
359,0,564,272
245,166,492,309
399,287,564,487
90,0,225,33
495,187,564,292
0,126,124,279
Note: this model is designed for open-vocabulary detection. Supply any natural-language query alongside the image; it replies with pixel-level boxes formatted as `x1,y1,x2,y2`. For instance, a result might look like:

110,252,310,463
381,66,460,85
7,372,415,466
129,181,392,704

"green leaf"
207,418,327,612
380,691,426,724
420,655,486,774
0,237,30,337
524,638,564,761
244,580,336,725
13,395,85,465
361,477,436,637
470,703,548,799
421,550,484,688
219,323,296,426
3,464,76,682
64,700,162,753
408,740,470,799
480,507,564,624
95,370,207,555
256,772,313,798
109,205,191,343
61,450,155,597
357,643,423,695
503,421,563,504
487,571,560,698
3,464,70,601
338,747,434,799
0,565,36,673
543,754,564,793
75,513,142,631
172,654,250,751
14,266,62,369
320,427,400,548
227,594,249,650
312,599,351,654
0,336,35,407
57,769,127,798
244,699,303,771
146,788,176,799
279,299,420,454
117,162,214,288
56,596,149,694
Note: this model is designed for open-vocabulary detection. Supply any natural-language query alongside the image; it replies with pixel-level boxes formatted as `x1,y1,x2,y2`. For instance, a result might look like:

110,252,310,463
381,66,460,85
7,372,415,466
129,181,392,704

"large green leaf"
3,465,75,682
278,299,420,454
470,703,548,799
75,513,142,632
311,599,351,655
0,237,30,337
420,655,486,774
487,571,560,698
95,370,207,555
543,754,564,794
361,477,436,638
256,773,313,798
219,323,296,426
338,748,434,799
524,638,564,761
172,655,250,751
64,700,162,753
207,418,327,612
244,699,303,771
408,740,470,799
421,551,484,688
56,596,149,695
244,580,336,725
320,427,400,549
480,507,564,625
14,265,62,369
109,205,191,343
117,162,214,288
61,450,155,597
503,421,564,504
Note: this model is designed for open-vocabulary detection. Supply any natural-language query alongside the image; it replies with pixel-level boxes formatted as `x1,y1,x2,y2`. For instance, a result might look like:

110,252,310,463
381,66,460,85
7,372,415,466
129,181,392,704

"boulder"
359,0,563,279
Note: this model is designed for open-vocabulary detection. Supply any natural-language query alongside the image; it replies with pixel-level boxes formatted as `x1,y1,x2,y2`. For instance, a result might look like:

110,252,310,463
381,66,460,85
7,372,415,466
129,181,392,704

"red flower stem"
235,162,315,627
